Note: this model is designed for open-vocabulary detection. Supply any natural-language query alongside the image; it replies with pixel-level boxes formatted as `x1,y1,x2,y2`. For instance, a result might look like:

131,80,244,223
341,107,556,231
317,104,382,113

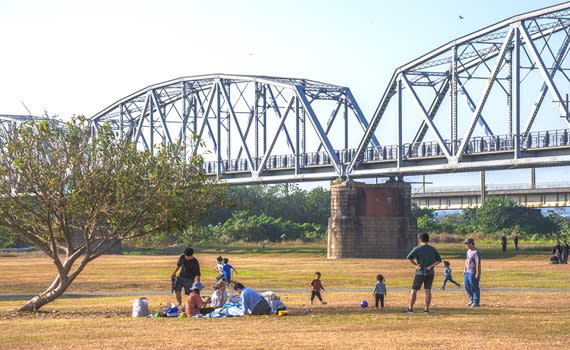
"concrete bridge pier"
327,181,417,258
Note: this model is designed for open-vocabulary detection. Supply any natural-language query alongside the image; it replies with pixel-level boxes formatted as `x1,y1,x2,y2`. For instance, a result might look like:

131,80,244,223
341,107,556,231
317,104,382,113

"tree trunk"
16,258,81,312
16,242,115,312
17,276,72,312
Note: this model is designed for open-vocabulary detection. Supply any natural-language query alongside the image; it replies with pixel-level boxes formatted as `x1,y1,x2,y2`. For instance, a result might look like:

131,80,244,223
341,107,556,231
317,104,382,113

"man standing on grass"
463,238,481,307
171,247,202,306
405,233,442,313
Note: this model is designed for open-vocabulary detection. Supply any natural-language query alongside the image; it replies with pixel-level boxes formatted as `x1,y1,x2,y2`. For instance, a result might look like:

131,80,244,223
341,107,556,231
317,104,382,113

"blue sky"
0,0,567,188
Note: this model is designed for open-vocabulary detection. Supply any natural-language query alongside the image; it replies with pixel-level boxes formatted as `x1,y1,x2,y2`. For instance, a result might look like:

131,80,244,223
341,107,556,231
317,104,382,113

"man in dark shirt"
405,233,442,313
171,247,202,306
501,234,507,252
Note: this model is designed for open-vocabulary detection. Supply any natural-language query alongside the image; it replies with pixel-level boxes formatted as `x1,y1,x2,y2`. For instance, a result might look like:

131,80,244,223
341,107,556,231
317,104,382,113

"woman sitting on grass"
185,283,214,317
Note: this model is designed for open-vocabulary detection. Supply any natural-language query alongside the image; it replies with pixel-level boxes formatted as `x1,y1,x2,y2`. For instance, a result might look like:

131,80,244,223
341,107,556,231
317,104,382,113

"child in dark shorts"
373,274,387,309
310,272,327,305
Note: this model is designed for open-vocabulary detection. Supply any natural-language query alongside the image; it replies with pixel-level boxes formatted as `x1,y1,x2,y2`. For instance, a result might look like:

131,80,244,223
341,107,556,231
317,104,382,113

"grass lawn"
0,242,569,349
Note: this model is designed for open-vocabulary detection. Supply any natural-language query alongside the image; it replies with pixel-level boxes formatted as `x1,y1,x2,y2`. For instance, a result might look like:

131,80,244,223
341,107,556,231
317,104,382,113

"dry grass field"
1,242,569,350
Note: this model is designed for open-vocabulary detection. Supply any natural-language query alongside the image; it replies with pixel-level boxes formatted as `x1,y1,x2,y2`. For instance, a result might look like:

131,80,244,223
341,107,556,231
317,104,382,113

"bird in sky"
459,15,464,20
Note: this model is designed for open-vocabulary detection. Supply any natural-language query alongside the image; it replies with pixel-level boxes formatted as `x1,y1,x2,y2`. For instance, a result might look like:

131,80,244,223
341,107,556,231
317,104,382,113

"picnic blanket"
192,291,287,318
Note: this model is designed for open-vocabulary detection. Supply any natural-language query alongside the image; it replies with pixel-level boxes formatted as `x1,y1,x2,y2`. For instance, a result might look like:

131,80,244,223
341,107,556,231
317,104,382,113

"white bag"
132,297,150,317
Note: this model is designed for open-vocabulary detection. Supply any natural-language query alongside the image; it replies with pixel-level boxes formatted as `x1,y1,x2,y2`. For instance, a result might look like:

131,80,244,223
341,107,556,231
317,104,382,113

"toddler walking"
372,274,387,309
442,260,461,290
310,272,327,305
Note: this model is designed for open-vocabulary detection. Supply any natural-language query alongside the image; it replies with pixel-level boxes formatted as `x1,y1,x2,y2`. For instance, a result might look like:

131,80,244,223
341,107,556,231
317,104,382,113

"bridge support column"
480,171,486,204
327,181,417,258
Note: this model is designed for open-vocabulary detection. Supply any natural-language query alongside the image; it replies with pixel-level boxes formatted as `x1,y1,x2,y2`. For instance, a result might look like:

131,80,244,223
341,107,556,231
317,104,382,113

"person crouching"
233,282,271,315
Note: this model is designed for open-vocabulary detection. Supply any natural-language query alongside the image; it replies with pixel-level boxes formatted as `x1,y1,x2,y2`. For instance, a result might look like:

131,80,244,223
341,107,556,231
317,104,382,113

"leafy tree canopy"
0,117,224,311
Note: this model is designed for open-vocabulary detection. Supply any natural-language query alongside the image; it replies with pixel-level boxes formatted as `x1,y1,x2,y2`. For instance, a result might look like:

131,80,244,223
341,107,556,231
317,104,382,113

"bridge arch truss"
350,2,570,178
91,74,377,183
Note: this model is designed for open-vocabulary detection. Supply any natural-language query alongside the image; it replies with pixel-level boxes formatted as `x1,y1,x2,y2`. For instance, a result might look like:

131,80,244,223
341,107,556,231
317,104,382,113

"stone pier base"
327,181,417,258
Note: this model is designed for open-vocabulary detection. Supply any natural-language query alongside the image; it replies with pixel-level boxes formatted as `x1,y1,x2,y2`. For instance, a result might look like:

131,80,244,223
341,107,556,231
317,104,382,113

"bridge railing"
203,128,570,176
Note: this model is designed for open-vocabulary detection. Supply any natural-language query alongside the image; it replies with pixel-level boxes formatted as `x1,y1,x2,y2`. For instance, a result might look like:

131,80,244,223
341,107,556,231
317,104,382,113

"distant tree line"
5,183,569,249
127,184,331,247
138,188,569,247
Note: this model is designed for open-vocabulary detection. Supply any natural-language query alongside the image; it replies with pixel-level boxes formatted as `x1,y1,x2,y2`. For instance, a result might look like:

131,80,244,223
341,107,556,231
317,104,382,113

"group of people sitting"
171,248,278,318
183,279,273,317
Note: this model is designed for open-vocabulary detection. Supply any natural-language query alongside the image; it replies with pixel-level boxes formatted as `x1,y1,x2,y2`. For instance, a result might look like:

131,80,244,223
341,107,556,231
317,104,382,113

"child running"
212,256,224,281
222,257,238,284
442,260,461,290
372,274,387,309
309,272,327,305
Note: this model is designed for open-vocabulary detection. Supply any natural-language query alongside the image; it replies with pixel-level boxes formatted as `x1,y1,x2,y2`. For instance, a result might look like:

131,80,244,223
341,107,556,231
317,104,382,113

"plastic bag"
132,297,150,317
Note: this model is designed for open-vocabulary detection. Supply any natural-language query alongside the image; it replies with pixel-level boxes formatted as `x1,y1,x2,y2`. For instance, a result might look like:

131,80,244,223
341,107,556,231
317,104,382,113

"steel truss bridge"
413,184,570,209
4,3,570,186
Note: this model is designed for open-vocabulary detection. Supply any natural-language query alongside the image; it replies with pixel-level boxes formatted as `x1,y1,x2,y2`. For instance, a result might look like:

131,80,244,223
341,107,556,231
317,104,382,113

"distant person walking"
441,260,461,290
463,238,482,307
513,235,519,251
404,233,442,313
501,234,507,252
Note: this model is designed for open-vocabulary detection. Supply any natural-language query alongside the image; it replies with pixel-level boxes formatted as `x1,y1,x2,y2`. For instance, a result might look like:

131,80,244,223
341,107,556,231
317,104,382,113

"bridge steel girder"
90,74,374,182
413,187,570,210
349,2,570,179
